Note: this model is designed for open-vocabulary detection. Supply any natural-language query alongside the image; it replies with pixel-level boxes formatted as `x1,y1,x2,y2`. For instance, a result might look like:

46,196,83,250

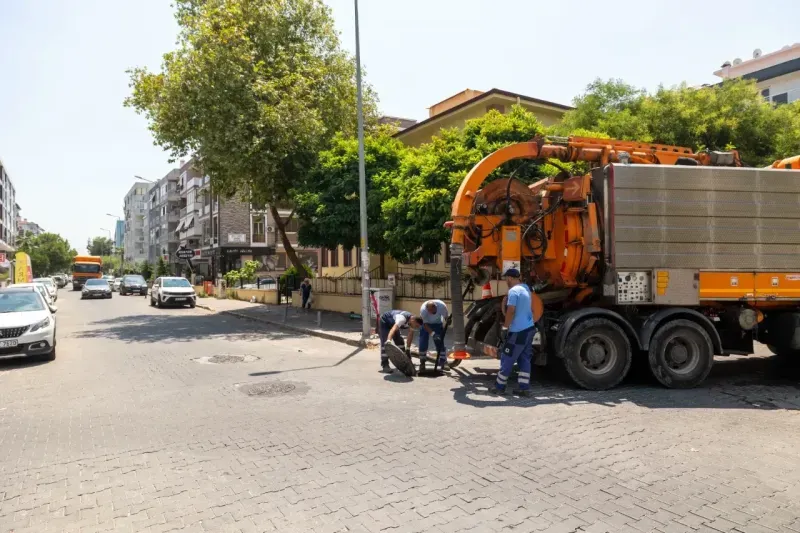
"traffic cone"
481,281,493,299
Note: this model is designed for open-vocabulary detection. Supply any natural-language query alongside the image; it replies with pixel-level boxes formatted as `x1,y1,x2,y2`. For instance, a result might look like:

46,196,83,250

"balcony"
167,211,180,223
180,207,187,217
252,233,266,244
181,177,203,193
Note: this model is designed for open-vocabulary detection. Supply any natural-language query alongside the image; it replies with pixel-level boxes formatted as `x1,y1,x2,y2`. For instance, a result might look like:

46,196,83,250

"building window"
356,247,362,267
252,215,265,243
423,253,438,265
761,88,770,100
321,248,328,267
343,248,353,267
773,92,789,105
330,248,339,267
444,243,451,263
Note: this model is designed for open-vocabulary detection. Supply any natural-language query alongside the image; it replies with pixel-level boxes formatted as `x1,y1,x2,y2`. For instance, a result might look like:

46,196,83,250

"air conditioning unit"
266,227,275,233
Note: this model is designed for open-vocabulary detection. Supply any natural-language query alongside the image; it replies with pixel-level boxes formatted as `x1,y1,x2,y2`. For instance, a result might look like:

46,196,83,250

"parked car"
0,287,57,361
81,278,112,299
12,282,56,310
150,277,196,308
32,277,58,302
119,274,148,296
52,275,67,288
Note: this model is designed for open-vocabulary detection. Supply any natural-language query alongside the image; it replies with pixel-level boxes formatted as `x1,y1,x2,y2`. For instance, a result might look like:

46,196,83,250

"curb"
196,303,366,348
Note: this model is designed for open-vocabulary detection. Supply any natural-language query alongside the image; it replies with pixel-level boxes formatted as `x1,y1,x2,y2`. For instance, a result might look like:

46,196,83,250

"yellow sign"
14,252,33,284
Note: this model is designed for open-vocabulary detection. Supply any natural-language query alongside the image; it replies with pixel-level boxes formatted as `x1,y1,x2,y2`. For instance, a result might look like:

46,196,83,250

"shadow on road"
449,355,800,411
71,313,301,344
248,346,364,377
0,356,49,372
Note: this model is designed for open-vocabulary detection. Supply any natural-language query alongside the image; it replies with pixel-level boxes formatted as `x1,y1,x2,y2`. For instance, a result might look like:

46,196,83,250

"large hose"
449,243,467,355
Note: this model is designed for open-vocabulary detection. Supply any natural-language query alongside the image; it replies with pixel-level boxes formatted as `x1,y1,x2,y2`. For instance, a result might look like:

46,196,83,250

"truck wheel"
562,318,632,390
648,319,714,389
767,345,800,358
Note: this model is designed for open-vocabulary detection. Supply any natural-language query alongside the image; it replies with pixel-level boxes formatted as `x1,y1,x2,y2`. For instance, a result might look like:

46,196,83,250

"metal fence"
311,270,476,302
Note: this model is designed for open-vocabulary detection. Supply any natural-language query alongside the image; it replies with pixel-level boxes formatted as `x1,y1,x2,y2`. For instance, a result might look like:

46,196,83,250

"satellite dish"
782,45,791,51
721,61,732,68
733,58,743,65
753,48,762,59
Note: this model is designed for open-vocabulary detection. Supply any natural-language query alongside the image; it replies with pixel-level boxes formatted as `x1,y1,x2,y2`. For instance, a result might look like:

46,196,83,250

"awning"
175,219,185,233
185,215,195,229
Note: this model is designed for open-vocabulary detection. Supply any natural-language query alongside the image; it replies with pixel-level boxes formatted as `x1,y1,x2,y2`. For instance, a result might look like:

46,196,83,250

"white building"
123,182,150,263
714,44,800,105
17,218,44,237
0,157,18,252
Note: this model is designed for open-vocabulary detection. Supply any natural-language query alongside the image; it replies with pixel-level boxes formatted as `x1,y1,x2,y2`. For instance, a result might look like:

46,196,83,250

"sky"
1,0,799,253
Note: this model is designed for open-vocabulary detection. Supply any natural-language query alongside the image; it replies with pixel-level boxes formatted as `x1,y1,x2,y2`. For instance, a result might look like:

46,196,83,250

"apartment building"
0,157,19,251
17,217,44,237
113,220,125,250
146,169,181,273
715,44,800,104
123,182,150,263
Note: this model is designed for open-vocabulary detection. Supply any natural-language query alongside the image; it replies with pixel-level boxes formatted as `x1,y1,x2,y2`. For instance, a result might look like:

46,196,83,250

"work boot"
380,361,392,373
418,355,429,374
513,388,532,398
488,385,506,396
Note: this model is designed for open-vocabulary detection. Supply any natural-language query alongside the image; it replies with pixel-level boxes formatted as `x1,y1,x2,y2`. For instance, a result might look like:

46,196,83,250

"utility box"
368,288,394,319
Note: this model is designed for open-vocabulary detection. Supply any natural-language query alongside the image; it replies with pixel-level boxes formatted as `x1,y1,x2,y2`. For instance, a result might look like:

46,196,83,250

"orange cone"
481,282,493,299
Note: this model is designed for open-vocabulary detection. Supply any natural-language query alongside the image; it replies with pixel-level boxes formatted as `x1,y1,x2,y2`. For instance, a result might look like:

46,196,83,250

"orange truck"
447,136,800,390
71,255,103,290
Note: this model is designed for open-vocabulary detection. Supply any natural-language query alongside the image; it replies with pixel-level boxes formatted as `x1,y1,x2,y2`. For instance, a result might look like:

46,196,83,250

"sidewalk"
195,297,373,347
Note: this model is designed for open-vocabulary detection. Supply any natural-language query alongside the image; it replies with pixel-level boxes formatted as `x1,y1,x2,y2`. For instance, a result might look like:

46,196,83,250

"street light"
133,175,155,183
100,228,111,239
354,0,370,339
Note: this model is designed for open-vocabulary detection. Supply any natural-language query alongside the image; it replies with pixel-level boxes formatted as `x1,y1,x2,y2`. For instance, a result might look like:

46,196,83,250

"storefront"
201,246,277,280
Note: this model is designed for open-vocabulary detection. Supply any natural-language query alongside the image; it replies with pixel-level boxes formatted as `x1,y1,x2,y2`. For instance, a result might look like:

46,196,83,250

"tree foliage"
88,236,114,256
18,232,77,276
296,127,405,254
155,256,170,277
558,78,800,166
101,255,122,275
137,261,153,280
125,0,376,272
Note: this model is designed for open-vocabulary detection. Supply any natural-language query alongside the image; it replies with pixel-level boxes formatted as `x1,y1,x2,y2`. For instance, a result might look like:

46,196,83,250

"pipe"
449,243,469,358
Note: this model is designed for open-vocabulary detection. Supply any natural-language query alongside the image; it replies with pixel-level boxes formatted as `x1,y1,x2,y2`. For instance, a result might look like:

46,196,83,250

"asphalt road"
1,289,800,532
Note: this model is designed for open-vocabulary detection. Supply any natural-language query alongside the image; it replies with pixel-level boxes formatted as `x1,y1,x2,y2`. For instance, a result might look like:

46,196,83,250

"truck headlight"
29,316,51,333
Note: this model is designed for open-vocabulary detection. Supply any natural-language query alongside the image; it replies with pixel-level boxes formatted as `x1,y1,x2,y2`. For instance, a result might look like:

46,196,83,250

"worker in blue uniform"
379,310,422,373
490,268,536,397
414,299,449,372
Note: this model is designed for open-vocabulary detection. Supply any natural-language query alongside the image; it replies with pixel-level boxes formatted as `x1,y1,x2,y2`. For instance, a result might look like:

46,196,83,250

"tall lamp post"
354,0,370,339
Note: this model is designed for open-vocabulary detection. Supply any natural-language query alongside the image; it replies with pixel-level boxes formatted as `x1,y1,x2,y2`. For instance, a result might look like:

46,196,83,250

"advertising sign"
14,252,33,283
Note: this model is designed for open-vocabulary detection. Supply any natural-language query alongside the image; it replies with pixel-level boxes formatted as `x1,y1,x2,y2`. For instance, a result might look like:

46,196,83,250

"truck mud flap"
385,343,417,377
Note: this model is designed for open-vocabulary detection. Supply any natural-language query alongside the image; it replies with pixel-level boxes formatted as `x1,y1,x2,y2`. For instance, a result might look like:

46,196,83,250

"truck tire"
648,319,713,389
767,345,800,358
562,318,632,390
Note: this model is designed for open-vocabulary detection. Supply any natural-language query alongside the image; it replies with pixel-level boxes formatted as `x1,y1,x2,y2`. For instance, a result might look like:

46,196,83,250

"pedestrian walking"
300,278,312,311
490,268,536,397
416,299,449,372
378,310,422,373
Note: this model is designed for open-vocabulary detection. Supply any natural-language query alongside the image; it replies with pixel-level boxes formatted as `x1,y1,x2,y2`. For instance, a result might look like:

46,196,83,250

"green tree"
155,256,170,277
125,0,376,272
296,128,405,262
138,261,153,280
559,78,800,166
239,260,260,283
19,233,77,276
88,236,114,256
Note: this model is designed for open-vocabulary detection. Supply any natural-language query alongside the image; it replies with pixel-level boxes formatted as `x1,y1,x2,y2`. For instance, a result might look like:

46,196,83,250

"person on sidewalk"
490,268,536,397
379,310,422,373
300,278,312,311
416,299,449,372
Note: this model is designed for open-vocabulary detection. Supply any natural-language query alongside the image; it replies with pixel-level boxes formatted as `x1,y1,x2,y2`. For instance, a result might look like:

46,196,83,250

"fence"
311,270,476,302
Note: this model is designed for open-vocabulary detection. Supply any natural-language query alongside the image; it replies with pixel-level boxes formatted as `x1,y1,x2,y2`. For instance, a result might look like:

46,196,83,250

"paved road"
1,290,800,533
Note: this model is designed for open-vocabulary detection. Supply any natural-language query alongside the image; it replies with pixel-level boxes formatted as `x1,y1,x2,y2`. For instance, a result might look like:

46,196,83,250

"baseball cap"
503,268,521,278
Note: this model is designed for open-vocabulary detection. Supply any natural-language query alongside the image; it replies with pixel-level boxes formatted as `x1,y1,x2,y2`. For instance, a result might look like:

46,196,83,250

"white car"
0,287,57,361
32,277,58,302
111,278,122,292
150,277,196,308
12,283,56,309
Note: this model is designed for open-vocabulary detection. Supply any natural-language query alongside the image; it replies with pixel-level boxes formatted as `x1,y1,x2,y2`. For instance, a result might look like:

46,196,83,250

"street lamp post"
133,175,155,183
354,0,371,339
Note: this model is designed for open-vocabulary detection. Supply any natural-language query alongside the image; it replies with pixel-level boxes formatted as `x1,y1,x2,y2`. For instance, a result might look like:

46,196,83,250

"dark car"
81,278,112,299
119,275,148,296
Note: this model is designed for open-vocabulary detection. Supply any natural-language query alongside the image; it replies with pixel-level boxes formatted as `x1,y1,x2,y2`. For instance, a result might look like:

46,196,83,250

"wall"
225,288,279,304
319,251,398,278
219,194,251,246
757,71,800,103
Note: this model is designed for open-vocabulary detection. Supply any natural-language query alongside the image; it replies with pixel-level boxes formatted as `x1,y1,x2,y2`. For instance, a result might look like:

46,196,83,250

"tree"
101,255,122,275
155,256,170,277
559,78,800,167
88,236,114,256
19,233,77,276
125,0,376,272
138,261,153,280
296,128,405,270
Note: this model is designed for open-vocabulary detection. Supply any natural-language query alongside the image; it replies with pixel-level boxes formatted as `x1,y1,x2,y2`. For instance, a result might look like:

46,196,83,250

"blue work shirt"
506,284,535,333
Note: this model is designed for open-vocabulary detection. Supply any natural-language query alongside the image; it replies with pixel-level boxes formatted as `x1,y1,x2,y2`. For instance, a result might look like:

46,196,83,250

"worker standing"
490,268,536,397
300,278,312,311
379,310,422,373
416,299,449,372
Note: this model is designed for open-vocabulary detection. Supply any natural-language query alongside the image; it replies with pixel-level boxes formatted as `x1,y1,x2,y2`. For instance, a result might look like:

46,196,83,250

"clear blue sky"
1,0,798,253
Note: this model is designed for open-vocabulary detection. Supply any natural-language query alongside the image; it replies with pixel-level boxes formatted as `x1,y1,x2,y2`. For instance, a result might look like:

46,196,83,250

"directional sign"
176,248,195,260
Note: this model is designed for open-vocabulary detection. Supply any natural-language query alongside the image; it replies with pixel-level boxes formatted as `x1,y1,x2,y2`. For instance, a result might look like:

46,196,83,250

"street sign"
176,248,195,260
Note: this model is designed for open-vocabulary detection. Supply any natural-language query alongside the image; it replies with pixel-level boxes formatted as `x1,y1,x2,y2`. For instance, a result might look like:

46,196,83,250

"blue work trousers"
418,322,446,367
379,319,404,365
495,326,535,391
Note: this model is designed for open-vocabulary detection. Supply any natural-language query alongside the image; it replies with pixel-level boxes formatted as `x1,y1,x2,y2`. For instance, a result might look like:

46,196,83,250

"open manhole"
193,354,260,364
238,380,307,397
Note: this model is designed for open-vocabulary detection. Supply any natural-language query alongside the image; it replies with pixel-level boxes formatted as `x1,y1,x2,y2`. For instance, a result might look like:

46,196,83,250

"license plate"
0,339,19,348
174,297,187,301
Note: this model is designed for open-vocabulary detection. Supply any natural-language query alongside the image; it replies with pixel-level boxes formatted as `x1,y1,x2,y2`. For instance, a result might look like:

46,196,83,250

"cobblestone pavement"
1,290,800,533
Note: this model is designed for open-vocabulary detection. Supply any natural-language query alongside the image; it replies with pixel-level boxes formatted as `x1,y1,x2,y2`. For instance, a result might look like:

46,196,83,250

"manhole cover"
240,381,299,397
193,354,260,364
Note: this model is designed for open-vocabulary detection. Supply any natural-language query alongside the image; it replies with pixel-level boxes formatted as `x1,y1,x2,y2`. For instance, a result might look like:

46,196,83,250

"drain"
193,354,260,364
240,381,298,397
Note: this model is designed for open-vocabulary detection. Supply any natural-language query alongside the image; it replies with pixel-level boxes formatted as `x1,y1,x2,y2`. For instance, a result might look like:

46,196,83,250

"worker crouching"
415,299,449,372
490,268,536,397
379,310,422,373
